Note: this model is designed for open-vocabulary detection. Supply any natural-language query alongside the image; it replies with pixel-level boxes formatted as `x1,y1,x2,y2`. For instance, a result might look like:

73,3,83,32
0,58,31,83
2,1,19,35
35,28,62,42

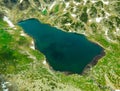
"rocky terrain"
0,0,120,91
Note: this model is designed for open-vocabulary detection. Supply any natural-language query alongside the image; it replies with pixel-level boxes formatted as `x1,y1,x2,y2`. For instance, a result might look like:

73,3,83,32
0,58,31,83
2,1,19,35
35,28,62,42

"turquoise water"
18,18,104,74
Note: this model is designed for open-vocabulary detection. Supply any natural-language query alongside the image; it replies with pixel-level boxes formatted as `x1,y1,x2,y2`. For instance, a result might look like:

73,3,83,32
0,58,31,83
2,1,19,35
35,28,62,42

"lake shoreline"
44,49,106,75
90,50,105,66
18,18,106,75
45,48,106,75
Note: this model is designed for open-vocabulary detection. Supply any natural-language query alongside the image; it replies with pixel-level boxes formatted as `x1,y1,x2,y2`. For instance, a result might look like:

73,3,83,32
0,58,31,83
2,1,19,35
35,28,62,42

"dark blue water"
18,18,104,74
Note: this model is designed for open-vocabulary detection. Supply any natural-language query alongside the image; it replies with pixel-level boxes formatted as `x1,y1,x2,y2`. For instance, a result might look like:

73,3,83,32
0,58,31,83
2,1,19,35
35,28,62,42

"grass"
0,0,120,91
0,20,119,91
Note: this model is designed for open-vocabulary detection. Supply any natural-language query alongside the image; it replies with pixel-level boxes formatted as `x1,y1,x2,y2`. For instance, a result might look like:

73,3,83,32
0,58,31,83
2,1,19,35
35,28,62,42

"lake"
18,18,105,74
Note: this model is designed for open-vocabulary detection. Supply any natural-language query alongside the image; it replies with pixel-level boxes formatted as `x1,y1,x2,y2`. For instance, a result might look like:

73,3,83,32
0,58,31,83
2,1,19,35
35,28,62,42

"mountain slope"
0,0,120,91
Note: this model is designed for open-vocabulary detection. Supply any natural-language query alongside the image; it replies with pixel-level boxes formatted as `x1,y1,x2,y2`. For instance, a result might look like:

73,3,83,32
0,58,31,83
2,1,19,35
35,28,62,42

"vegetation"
0,0,120,91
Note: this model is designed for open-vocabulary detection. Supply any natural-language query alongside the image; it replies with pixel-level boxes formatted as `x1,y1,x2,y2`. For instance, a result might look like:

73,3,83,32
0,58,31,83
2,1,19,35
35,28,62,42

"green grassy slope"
0,0,120,91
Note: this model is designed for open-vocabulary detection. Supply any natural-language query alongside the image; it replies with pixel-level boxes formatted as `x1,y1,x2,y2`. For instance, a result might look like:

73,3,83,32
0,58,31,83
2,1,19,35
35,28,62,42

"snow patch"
19,0,23,3
87,9,90,13
81,32,86,35
69,30,72,32
83,0,87,5
63,9,66,12
65,2,69,8
3,89,9,91
104,29,112,41
115,90,120,91
3,16,14,28
105,30,108,36
65,23,71,26
30,46,35,50
116,28,119,32
91,0,97,3
71,13,76,18
96,17,103,23
102,0,109,5
20,33,26,36
88,19,92,22
20,31,26,36
49,1,57,10
105,12,110,17
43,60,47,65
73,1,81,5
1,81,11,91
30,41,35,50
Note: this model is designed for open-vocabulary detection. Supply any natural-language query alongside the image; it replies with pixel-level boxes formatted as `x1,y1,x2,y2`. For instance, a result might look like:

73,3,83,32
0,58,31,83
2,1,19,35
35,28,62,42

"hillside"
0,0,120,91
